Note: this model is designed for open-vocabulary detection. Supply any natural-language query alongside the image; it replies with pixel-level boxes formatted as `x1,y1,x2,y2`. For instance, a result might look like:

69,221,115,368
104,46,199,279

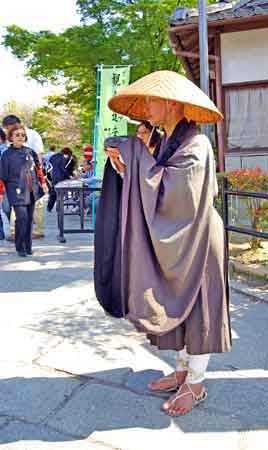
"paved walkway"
0,210,267,449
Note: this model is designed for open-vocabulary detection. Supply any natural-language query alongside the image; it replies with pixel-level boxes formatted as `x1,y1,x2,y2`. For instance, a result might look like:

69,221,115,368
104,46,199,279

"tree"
32,106,83,152
0,101,86,159
2,1,205,143
0,101,36,127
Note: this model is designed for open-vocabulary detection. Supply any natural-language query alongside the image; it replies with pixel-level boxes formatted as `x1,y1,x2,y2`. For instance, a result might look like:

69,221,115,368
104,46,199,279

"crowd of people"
0,114,162,257
0,114,94,257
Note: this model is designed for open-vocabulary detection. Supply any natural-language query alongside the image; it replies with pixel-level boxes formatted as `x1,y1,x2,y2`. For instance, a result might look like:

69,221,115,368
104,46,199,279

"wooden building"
169,0,268,172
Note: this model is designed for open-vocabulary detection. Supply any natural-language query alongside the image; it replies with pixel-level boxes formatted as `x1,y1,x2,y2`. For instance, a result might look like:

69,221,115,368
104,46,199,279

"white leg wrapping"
175,347,190,372
176,347,210,383
186,353,210,384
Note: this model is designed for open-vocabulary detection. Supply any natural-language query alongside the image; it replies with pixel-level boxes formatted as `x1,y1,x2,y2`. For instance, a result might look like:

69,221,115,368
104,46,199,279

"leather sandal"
164,383,207,416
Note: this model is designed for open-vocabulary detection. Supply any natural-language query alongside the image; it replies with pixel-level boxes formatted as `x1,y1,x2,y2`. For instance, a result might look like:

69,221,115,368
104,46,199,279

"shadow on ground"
0,244,94,293
0,367,267,445
0,267,94,293
24,292,268,371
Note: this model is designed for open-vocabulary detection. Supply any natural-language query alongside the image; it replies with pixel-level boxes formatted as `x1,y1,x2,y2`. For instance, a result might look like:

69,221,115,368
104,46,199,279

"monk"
94,71,232,416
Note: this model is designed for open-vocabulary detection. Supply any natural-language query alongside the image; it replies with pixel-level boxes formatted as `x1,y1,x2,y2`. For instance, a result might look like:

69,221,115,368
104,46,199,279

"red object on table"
83,146,93,161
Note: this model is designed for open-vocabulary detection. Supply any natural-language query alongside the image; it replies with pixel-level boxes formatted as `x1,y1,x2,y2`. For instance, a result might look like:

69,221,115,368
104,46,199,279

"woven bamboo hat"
108,70,223,124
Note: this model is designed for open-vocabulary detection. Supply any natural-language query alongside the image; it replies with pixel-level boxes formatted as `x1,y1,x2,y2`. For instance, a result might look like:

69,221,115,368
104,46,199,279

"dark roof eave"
169,12,268,34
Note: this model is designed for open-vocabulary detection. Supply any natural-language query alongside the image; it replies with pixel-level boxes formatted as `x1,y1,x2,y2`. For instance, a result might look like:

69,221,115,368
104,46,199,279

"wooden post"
214,33,226,172
198,0,210,137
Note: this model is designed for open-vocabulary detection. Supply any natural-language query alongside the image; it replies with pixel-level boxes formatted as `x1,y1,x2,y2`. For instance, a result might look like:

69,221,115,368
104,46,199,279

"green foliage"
32,105,86,159
227,167,268,249
2,0,209,145
0,100,86,160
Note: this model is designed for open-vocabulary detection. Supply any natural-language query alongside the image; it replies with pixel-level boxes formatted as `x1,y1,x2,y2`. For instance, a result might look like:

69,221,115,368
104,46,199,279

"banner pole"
92,64,102,228
93,64,101,175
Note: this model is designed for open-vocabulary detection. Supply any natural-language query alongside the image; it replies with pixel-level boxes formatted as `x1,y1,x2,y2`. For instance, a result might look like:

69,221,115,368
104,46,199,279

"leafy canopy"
3,0,203,143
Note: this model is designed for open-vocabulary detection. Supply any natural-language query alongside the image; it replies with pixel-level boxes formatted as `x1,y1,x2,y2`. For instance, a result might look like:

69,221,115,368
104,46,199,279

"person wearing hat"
94,71,231,416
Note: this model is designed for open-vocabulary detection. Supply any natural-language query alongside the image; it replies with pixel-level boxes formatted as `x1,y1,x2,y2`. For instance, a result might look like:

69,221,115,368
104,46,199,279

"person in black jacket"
0,125,48,257
47,147,76,212
0,127,8,239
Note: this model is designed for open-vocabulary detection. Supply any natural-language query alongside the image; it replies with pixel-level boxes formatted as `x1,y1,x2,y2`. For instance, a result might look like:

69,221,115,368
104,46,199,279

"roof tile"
170,0,268,26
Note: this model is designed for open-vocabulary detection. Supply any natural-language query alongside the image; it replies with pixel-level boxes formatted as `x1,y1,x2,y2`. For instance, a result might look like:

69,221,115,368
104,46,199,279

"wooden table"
55,179,102,243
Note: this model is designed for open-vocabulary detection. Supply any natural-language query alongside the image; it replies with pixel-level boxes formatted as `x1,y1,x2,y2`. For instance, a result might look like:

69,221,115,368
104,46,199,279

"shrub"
226,166,268,249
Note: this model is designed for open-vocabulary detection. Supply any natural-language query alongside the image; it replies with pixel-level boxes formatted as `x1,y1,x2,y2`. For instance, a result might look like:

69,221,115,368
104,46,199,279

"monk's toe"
161,401,170,411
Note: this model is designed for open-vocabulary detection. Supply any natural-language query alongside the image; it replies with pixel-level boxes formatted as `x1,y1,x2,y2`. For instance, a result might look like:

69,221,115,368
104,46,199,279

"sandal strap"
194,388,207,405
169,383,192,406
170,383,207,406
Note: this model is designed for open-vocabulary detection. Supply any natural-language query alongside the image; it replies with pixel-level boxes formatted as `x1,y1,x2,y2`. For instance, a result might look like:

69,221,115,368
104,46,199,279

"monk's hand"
105,147,125,175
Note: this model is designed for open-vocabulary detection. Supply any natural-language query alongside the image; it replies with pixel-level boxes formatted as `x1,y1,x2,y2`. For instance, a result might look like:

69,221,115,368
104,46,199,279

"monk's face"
145,97,168,127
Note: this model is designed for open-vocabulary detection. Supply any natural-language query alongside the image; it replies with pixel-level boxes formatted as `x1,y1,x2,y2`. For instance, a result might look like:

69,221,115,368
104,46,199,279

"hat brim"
108,94,223,124
108,71,224,124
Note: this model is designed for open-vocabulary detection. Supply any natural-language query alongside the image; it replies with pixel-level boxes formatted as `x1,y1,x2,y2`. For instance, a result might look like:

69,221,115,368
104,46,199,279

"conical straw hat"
108,70,223,124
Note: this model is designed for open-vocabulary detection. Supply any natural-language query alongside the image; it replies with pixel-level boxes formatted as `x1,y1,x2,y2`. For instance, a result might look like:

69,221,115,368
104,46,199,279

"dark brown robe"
95,121,232,355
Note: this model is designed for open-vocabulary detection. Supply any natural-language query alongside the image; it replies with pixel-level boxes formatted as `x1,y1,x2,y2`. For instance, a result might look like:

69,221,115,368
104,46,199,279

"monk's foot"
147,371,187,393
162,382,207,416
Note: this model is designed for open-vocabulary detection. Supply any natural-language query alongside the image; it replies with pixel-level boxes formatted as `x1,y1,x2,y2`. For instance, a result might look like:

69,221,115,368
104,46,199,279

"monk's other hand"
105,147,120,159
105,147,125,175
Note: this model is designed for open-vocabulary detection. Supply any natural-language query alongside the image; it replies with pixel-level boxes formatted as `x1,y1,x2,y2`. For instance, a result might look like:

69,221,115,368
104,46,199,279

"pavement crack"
33,361,95,382
31,336,65,365
41,379,89,424
0,416,90,441
0,416,11,431
41,419,125,449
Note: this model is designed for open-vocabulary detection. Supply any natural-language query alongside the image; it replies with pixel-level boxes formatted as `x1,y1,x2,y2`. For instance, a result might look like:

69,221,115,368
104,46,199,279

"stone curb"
230,260,268,282
230,280,268,304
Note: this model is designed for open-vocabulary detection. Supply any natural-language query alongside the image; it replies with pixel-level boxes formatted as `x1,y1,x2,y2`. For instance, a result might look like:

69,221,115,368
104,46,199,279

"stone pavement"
0,209,268,450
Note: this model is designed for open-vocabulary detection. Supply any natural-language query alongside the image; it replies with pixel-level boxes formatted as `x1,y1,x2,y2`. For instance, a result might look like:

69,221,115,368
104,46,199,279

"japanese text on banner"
95,66,130,178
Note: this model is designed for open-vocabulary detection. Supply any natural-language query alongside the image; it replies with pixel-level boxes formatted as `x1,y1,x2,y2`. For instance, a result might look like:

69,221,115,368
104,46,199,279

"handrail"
221,177,268,256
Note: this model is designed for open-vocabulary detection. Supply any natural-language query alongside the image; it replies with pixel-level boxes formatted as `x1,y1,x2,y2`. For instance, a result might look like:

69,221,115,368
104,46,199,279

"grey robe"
117,125,231,355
